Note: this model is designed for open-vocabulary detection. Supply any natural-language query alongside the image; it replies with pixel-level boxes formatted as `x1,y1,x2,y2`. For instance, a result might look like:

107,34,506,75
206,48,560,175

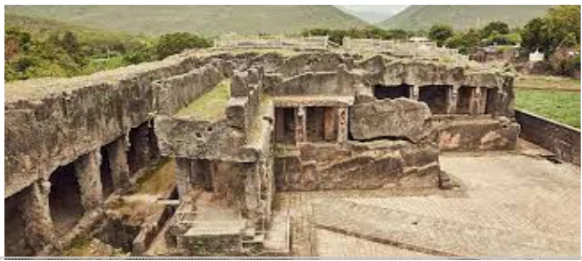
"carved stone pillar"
337,106,348,143
74,151,103,210
295,106,306,144
21,180,54,252
175,158,191,198
107,136,131,190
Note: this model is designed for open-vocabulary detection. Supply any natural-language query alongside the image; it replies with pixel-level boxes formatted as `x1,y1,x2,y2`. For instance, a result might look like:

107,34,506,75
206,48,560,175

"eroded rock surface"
349,98,432,143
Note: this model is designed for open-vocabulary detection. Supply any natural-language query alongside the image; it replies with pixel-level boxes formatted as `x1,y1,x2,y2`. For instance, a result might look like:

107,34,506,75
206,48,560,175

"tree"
155,32,212,59
445,28,481,54
481,21,510,39
61,31,80,55
428,24,454,47
521,6,580,56
520,17,553,54
546,5,581,47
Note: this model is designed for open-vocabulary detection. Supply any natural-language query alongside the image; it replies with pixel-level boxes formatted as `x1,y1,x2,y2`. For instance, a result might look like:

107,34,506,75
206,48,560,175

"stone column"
411,86,420,100
447,85,458,114
147,120,161,162
243,163,260,223
107,136,131,190
337,106,348,143
469,87,479,115
323,107,336,142
175,158,191,198
295,106,306,144
21,180,54,252
74,151,103,210
275,108,285,143
129,123,151,173
478,87,488,114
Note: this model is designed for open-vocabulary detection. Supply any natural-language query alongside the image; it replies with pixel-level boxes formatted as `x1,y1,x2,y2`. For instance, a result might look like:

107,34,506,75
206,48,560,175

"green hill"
378,5,553,31
5,5,369,36
5,13,147,45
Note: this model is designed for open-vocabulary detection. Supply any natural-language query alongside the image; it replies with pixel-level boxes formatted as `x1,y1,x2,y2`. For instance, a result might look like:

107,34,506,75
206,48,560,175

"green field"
515,89,580,128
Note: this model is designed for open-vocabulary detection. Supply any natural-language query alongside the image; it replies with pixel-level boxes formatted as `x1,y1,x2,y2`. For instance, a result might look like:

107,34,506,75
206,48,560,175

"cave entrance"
127,121,160,176
306,107,337,142
419,85,451,115
484,87,498,114
457,86,475,114
100,144,114,198
5,188,34,256
275,107,296,144
192,159,215,192
373,84,412,100
48,162,84,235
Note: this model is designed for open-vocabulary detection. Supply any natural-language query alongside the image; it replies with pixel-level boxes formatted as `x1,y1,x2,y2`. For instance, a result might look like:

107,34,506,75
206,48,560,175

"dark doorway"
275,108,296,144
306,107,337,142
48,163,84,235
457,86,475,114
100,145,114,198
419,85,451,114
484,87,498,114
5,189,34,256
373,84,412,99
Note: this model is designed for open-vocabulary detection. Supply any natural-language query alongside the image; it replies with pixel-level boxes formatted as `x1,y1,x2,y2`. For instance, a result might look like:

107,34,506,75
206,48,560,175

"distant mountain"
336,5,408,24
377,5,553,31
4,13,142,43
5,5,369,36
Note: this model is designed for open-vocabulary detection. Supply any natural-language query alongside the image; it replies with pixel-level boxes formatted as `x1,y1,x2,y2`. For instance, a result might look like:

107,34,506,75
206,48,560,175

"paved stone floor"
278,151,581,257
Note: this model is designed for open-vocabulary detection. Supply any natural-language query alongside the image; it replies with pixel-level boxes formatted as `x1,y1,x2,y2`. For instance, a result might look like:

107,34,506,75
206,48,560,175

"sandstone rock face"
274,141,440,191
349,98,432,143
434,115,520,151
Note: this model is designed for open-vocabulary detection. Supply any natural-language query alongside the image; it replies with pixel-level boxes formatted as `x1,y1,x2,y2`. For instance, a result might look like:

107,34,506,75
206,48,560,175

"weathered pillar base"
74,151,103,210
21,180,55,253
175,158,191,198
107,136,132,191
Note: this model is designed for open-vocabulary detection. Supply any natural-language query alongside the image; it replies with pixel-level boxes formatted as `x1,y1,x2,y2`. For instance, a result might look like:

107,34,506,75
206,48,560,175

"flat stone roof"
272,95,355,107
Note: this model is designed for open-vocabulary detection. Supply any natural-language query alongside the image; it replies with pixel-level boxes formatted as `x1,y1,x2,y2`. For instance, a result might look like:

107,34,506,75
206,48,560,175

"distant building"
409,37,430,43
529,50,544,62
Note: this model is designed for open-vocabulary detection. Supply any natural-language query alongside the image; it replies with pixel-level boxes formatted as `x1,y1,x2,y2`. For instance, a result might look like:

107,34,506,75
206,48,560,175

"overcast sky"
337,5,409,23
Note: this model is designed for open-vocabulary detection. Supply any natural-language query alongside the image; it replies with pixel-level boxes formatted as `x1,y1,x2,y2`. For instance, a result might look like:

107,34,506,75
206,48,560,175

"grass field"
515,89,580,128
514,75,580,91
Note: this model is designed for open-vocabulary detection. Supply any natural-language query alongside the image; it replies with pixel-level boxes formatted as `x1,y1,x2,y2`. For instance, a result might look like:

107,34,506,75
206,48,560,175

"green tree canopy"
521,5,580,55
155,32,212,60
481,21,510,38
428,24,454,47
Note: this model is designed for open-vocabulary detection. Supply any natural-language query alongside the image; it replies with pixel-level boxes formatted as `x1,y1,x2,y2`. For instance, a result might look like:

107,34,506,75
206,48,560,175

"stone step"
262,210,291,255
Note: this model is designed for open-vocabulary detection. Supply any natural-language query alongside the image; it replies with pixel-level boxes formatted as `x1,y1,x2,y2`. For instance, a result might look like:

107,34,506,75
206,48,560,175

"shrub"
155,32,212,60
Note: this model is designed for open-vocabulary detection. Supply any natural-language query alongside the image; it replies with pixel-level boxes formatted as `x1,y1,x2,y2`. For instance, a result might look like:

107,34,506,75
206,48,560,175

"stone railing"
515,109,581,165
342,37,469,62
213,35,328,50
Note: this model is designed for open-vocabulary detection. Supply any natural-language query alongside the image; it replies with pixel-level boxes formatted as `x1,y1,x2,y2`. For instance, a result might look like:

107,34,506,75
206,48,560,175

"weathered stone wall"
515,110,580,165
357,56,515,118
349,98,432,143
434,115,520,151
274,141,440,191
155,62,225,115
276,52,354,76
267,65,357,96
3,54,211,198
